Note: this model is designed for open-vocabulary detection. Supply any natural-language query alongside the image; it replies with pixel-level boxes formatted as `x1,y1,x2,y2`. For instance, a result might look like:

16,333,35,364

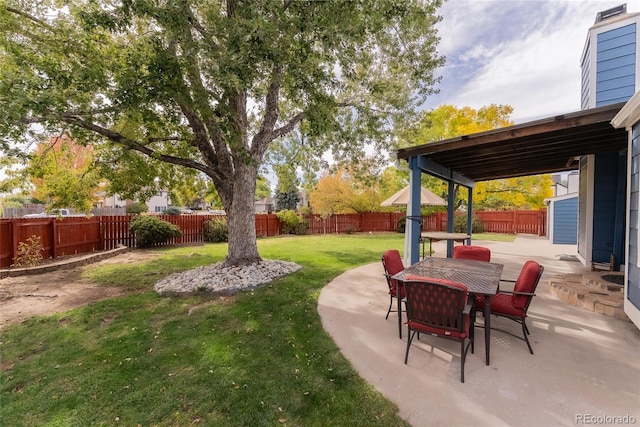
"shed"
546,193,578,245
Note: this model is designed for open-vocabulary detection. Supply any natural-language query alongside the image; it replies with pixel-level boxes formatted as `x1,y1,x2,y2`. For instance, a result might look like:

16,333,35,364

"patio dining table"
392,257,503,365
420,232,471,258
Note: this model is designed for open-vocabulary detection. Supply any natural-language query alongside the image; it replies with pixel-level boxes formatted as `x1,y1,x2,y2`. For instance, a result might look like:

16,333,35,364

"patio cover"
395,102,629,263
396,102,628,183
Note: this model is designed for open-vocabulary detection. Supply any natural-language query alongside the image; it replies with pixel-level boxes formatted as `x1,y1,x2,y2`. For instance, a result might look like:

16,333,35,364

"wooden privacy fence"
0,215,213,268
417,209,547,235
0,210,546,267
475,209,546,235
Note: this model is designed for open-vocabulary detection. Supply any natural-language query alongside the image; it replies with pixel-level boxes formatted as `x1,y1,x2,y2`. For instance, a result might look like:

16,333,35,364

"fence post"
11,220,18,266
51,219,58,258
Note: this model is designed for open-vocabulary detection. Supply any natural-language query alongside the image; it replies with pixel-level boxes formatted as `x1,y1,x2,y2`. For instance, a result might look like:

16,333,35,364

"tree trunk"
224,163,262,266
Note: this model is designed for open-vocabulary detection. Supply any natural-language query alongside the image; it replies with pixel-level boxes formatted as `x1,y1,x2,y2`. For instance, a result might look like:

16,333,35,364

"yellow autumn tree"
474,176,553,210
309,167,395,216
399,104,515,145
25,135,100,213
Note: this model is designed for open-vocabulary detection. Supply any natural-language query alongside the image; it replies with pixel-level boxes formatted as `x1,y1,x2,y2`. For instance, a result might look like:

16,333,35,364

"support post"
446,181,455,258
405,157,422,265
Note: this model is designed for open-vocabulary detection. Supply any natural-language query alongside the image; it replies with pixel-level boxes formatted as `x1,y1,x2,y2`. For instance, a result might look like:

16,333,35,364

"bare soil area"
0,251,160,329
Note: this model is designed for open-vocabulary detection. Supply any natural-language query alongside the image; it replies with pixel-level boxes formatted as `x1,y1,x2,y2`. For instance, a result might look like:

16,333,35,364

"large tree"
1,0,444,266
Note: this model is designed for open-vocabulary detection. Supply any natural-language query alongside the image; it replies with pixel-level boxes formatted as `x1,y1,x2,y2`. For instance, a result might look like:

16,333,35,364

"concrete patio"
318,235,640,426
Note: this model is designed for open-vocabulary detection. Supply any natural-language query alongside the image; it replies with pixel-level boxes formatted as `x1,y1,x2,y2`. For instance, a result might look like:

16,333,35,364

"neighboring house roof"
255,197,274,205
396,102,627,183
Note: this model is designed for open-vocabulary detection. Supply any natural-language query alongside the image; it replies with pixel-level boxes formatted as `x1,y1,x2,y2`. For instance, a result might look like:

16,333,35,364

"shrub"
165,206,181,215
453,214,485,233
126,202,148,214
129,215,182,248
12,235,44,267
204,217,228,242
276,209,307,235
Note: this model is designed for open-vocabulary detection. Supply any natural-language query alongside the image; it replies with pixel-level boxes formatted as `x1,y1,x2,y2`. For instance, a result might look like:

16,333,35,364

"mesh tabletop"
392,258,502,295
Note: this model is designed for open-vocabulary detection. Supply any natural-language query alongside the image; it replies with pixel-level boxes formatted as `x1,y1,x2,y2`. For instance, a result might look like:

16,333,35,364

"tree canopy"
7,136,101,212
308,165,412,216
398,104,515,146
1,0,444,265
474,176,553,210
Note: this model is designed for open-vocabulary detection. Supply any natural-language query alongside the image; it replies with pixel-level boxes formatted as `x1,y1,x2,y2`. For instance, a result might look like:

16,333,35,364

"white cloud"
425,0,634,123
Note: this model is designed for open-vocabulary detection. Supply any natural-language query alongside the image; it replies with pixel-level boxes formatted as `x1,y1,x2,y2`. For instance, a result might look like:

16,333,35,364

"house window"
155,206,167,213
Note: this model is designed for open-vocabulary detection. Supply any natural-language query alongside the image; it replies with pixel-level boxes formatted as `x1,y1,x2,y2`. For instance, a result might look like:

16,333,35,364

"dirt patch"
0,250,161,329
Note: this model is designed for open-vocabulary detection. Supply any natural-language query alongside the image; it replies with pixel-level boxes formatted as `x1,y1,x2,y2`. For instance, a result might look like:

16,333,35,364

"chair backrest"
453,245,491,262
512,260,544,310
381,249,405,297
382,249,404,275
404,276,469,333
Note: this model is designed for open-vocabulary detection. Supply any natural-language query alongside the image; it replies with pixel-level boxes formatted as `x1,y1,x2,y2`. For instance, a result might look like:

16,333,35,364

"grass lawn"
1,234,415,426
471,232,516,242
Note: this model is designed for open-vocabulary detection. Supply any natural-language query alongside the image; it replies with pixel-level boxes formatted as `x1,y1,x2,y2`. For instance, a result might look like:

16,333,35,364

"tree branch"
168,21,234,177
5,6,56,31
251,66,283,156
59,114,215,176
271,112,306,141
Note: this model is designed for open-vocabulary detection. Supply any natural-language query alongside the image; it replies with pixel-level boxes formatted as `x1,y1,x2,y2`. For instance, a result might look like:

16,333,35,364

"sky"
423,0,640,123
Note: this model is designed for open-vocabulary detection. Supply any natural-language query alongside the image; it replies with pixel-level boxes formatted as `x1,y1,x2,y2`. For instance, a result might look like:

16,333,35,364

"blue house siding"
592,152,627,268
596,75,635,91
630,125,640,311
553,197,578,244
598,30,636,50
596,23,636,107
596,63,635,80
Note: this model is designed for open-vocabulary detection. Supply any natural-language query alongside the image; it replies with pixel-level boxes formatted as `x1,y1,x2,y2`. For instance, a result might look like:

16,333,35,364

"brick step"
548,273,628,321
585,276,624,294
